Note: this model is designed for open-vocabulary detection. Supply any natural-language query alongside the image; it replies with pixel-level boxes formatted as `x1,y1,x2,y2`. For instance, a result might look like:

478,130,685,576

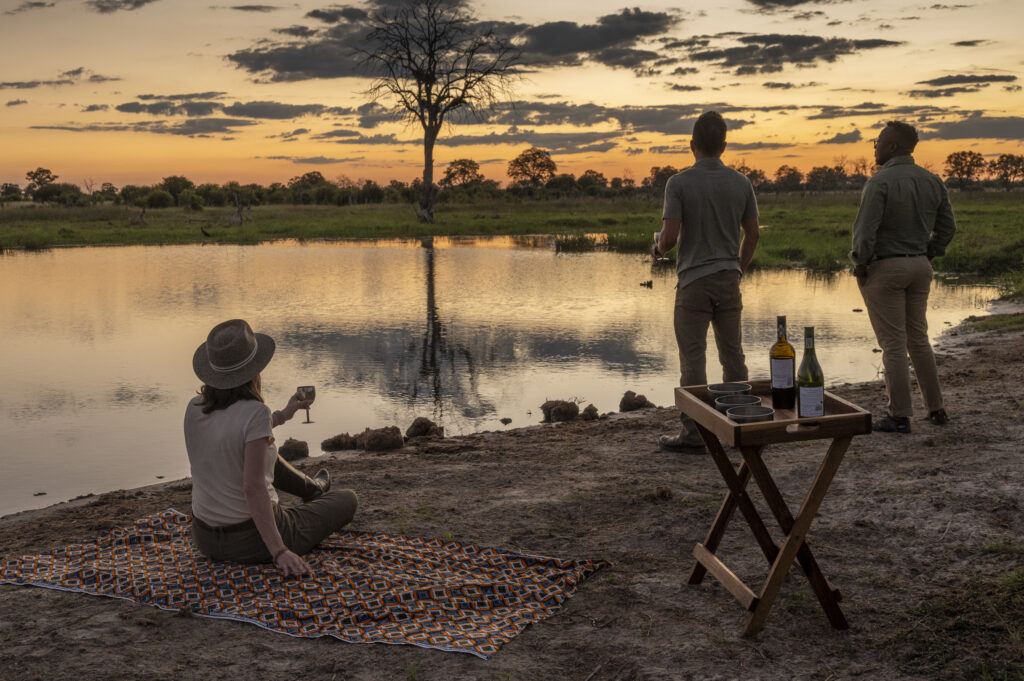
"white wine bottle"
769,315,795,410
797,326,825,418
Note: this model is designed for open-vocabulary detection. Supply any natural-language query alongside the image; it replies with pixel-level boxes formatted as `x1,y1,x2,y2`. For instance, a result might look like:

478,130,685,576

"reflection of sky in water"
0,241,1000,516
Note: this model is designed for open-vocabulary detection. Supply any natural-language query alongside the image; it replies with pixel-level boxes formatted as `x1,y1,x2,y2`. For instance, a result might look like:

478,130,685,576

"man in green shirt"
850,120,957,433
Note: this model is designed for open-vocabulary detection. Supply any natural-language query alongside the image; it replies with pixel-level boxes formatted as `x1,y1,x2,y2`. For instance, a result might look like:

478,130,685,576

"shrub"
145,189,174,209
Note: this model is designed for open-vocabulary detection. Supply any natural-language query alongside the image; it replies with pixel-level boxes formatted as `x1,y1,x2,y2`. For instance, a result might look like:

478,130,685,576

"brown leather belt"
192,515,256,534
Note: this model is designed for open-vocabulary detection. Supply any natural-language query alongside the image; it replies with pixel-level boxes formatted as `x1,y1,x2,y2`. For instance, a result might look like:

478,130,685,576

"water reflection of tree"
409,240,494,421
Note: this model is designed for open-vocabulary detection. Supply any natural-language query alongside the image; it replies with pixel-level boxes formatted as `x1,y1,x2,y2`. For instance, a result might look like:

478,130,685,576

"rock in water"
582,404,599,420
540,400,579,422
278,438,309,461
321,433,359,452
406,416,443,438
619,390,654,412
362,426,404,451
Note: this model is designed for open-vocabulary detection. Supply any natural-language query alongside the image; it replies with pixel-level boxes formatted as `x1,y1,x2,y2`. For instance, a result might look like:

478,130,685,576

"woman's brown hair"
197,375,263,414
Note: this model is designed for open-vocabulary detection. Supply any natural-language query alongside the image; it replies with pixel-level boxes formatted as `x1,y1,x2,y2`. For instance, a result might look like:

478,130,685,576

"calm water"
0,239,999,516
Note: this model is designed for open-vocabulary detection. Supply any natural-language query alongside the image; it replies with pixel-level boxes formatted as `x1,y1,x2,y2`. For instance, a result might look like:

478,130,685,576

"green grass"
2,193,1022,280
961,313,1024,333
889,568,1024,680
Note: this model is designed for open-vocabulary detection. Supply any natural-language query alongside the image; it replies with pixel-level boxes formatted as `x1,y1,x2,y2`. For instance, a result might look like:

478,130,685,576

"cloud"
311,128,363,139
806,101,915,119
228,36,365,81
229,4,279,11
743,0,843,8
137,91,227,101
326,133,407,145
668,84,702,91
263,155,363,164
647,145,688,154
728,141,792,149
231,7,681,81
6,99,28,106
1005,85,1023,93
927,4,971,9
517,8,680,69
687,34,903,74
916,74,1017,86
354,101,397,128
453,100,768,136
116,100,220,116
265,128,309,140
4,1,55,15
819,129,862,144
30,117,258,136
0,77,75,89
273,25,318,37
221,100,326,119
924,116,1024,140
86,0,161,12
306,7,368,23
437,129,617,154
82,104,109,112
0,68,118,89
906,86,985,98
952,39,990,47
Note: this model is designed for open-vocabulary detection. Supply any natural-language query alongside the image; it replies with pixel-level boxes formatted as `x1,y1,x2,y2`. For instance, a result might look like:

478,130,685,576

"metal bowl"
715,394,762,413
707,382,752,399
726,405,775,423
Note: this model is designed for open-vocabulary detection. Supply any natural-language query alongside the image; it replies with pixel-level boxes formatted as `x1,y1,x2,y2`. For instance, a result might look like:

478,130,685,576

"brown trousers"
858,256,944,417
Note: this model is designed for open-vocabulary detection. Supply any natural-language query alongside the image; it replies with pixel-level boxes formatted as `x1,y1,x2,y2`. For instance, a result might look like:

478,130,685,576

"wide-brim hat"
193,319,275,389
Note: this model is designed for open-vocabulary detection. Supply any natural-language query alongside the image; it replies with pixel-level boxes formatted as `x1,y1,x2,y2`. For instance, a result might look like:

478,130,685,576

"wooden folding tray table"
676,380,871,636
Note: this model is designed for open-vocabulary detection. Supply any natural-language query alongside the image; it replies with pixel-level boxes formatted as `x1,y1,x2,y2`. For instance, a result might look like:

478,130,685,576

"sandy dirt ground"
1,306,1022,681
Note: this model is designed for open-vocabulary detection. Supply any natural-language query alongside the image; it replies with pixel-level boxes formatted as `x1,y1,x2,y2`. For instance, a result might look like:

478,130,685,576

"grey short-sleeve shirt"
662,158,758,289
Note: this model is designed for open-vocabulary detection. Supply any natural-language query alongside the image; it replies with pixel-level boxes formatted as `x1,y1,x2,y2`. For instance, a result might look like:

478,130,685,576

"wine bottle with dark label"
769,315,796,410
797,326,825,418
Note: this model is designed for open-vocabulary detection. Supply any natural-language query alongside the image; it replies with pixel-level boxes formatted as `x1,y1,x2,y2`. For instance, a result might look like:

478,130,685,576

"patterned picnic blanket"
0,509,608,658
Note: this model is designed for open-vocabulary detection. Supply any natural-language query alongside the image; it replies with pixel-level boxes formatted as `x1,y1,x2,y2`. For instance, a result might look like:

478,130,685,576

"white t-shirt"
183,396,278,526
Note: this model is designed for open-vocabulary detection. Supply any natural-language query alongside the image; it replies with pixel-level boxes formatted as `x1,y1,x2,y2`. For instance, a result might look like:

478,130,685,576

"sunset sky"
1,0,1022,188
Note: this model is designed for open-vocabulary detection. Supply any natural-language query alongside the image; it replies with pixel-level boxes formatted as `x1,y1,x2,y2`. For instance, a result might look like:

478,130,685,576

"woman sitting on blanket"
185,318,358,576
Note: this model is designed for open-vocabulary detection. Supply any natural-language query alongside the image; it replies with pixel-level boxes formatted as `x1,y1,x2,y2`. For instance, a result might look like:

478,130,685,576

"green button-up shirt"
850,155,957,266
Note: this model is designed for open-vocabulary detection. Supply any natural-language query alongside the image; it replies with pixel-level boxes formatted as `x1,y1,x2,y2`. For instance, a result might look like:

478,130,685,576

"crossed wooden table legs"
687,424,852,637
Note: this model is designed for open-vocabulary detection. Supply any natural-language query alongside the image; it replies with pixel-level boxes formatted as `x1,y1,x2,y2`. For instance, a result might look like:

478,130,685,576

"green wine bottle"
797,326,825,418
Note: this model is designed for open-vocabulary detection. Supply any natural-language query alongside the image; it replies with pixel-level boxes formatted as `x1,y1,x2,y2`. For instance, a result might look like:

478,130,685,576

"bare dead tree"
358,0,519,223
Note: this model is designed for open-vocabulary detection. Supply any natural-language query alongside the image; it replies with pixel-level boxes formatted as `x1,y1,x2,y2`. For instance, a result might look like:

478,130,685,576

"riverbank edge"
4,297,1021,526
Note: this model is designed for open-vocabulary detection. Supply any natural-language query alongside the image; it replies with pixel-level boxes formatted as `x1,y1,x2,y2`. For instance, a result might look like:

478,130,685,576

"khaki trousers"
192,489,358,563
674,270,748,435
674,269,748,387
858,256,944,417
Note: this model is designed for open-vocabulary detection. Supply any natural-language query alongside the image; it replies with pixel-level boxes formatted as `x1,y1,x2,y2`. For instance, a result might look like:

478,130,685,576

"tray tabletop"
675,379,872,447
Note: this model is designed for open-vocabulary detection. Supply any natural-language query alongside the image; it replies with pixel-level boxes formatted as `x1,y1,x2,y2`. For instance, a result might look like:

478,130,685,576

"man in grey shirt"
653,111,760,451
851,120,956,433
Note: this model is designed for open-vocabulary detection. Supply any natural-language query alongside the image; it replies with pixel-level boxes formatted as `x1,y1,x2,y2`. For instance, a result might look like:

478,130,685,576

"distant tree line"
3,149,1022,209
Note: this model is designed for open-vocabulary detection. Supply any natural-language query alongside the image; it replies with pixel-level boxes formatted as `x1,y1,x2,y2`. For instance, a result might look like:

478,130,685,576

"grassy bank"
2,192,1022,280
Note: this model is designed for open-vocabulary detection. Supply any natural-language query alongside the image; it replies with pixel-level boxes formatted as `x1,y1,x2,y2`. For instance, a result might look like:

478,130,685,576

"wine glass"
296,385,315,423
